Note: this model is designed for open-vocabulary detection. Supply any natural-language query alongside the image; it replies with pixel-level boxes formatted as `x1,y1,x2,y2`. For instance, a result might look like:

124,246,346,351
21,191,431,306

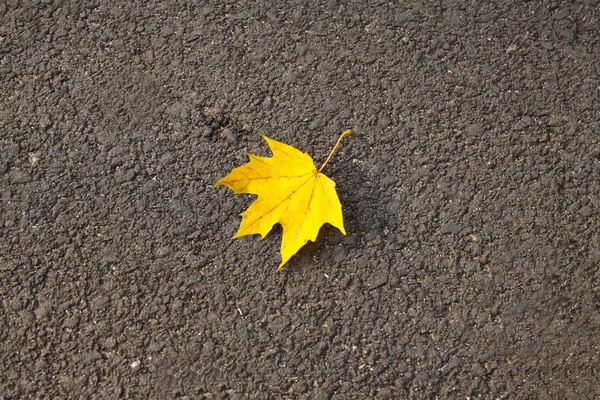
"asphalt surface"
1,1,599,398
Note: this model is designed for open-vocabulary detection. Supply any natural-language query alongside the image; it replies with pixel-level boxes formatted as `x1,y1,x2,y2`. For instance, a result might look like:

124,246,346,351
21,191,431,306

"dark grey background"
1,1,599,398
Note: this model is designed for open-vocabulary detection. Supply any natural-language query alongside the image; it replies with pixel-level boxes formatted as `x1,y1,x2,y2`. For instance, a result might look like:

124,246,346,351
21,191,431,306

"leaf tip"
214,178,226,187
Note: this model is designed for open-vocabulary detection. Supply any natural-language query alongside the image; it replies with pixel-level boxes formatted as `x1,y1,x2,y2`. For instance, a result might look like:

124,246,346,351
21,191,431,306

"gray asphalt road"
1,1,599,398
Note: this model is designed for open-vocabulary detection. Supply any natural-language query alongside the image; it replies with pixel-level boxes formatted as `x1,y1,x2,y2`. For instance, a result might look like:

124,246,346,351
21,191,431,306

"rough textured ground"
1,1,599,398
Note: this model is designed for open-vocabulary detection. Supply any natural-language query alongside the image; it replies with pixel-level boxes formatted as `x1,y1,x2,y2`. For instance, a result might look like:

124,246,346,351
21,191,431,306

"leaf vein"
243,173,317,231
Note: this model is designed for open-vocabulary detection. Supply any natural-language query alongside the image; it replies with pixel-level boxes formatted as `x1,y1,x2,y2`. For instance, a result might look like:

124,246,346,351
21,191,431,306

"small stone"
28,152,40,165
115,168,135,183
378,387,394,399
150,341,165,352
387,199,401,213
441,222,460,234
9,169,30,184
261,96,273,109
467,123,483,135
35,301,52,321
20,310,35,327
6,143,20,159
104,337,116,349
91,296,109,311
383,175,398,187
64,316,79,329
332,246,347,263
580,206,593,217
541,41,554,51
160,152,175,165
142,49,154,63
143,179,158,192
130,360,141,372
512,116,531,131
54,28,67,39
11,299,23,311
548,115,563,126
167,102,189,118
223,128,237,143
155,246,171,257
368,270,388,290
40,115,52,130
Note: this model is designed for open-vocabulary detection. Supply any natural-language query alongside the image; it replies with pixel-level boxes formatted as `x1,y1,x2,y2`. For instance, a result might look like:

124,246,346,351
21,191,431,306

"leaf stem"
318,130,352,172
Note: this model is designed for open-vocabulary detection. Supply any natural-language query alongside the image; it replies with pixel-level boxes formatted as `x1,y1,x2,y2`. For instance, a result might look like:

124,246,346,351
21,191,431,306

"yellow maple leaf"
216,130,351,270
